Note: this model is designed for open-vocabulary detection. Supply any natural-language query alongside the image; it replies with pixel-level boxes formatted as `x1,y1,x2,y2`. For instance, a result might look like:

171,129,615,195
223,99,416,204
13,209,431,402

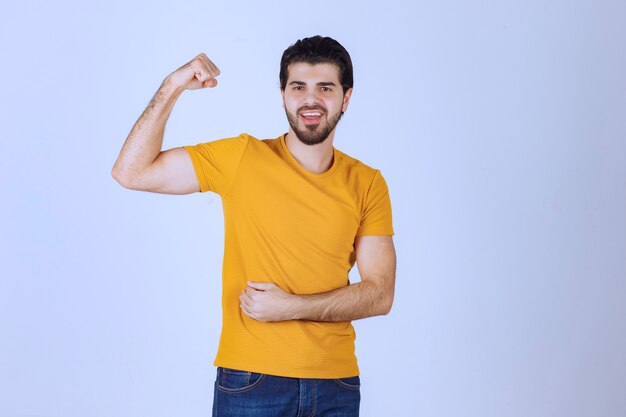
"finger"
198,53,220,77
240,303,262,321
194,54,220,79
239,294,253,313
188,56,215,76
240,291,252,306
190,62,215,83
203,78,217,88
208,61,220,77
240,303,251,317
247,281,274,291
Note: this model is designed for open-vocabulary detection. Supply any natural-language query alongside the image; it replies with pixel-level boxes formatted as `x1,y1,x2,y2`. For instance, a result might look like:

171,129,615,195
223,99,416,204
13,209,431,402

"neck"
284,130,336,174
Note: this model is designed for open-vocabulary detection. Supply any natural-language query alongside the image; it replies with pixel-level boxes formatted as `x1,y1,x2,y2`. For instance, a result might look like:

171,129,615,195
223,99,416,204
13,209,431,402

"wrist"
161,76,186,97
287,294,306,320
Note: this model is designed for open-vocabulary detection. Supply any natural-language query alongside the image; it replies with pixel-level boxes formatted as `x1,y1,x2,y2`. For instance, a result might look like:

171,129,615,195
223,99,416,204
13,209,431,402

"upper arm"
354,235,397,311
116,147,200,195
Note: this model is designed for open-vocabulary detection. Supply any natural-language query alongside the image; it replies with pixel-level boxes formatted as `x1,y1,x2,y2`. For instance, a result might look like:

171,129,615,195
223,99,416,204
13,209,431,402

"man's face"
282,62,352,145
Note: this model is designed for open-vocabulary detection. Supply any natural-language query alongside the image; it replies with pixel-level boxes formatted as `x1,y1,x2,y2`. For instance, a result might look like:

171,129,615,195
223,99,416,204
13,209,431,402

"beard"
285,105,343,146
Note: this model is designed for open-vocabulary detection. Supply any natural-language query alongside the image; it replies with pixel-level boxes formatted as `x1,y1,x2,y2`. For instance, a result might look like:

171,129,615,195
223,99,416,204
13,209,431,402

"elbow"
377,291,394,316
380,297,393,316
111,166,138,190
111,166,122,184
364,280,394,317
111,166,128,188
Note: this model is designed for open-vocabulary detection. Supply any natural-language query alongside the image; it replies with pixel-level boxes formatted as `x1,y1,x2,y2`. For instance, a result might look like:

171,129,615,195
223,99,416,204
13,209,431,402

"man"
112,36,396,416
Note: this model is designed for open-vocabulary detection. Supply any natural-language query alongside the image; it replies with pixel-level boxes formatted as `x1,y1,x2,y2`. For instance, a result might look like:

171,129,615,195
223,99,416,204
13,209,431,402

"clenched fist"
164,53,220,91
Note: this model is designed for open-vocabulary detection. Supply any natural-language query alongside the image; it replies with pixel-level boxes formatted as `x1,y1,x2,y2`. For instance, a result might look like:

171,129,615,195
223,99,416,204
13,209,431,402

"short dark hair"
280,36,353,93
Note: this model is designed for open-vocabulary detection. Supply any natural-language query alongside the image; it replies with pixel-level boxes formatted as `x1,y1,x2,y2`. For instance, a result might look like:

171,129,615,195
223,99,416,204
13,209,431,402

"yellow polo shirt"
184,133,393,378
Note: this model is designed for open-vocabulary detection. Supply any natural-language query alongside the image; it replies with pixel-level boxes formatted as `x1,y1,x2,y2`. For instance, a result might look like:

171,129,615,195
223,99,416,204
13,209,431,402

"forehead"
286,62,341,83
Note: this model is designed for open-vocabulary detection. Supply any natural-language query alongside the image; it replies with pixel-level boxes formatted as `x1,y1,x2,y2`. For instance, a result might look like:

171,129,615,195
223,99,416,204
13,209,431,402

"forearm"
112,78,183,183
241,236,396,323
289,280,393,322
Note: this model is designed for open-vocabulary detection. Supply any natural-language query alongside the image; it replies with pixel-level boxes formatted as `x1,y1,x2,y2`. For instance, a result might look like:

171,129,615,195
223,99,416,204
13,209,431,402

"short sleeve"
184,134,249,195
356,170,394,236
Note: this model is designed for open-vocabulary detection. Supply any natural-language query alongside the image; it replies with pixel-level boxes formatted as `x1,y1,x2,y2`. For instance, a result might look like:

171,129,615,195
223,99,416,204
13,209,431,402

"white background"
1,1,625,416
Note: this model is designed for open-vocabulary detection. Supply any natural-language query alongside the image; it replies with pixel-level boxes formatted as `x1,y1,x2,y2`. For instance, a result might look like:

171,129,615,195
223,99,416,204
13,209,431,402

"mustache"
297,105,327,113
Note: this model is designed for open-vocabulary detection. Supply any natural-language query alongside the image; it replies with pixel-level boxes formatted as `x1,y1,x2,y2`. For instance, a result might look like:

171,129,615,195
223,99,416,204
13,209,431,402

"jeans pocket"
216,367,266,393
334,375,360,391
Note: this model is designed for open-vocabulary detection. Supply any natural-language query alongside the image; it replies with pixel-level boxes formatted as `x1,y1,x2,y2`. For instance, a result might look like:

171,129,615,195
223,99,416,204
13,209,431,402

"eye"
321,86,331,92
293,85,304,91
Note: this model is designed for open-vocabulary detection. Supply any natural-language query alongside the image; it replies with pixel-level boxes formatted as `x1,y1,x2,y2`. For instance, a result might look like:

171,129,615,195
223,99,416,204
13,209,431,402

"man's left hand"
240,281,297,322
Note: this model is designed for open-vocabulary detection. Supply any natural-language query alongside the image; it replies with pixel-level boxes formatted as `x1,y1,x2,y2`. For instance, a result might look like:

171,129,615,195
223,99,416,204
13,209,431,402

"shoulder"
335,148,383,183
237,133,281,150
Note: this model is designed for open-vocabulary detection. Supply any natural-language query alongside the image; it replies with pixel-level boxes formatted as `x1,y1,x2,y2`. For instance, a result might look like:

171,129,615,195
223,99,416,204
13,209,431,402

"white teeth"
302,112,321,117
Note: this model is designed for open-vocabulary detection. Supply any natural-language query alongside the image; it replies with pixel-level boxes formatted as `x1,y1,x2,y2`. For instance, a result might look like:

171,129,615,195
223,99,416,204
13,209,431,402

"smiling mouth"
299,111,323,125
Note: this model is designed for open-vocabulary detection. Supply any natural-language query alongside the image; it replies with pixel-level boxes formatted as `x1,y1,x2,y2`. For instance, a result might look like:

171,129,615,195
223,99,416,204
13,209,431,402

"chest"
225,157,361,255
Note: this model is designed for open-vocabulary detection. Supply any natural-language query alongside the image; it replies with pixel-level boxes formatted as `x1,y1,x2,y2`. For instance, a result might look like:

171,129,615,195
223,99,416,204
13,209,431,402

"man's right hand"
165,53,221,91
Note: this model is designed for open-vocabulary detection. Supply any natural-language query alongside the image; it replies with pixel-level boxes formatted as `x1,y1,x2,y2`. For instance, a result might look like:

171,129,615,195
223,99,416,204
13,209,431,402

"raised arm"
240,235,397,322
111,53,220,194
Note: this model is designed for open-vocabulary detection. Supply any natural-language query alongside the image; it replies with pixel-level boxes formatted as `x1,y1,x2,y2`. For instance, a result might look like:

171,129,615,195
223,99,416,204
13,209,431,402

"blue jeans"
212,367,361,417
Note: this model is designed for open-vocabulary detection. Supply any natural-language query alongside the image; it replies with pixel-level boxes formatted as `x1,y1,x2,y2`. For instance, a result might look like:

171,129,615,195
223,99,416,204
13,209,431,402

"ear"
341,88,353,113
280,88,286,108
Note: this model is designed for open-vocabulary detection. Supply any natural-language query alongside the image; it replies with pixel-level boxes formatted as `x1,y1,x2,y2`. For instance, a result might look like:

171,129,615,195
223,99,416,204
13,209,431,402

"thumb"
202,78,218,88
247,281,275,291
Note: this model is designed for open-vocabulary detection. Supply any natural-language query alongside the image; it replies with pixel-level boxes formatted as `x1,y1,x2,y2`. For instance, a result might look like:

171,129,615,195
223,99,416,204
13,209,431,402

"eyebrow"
288,81,338,87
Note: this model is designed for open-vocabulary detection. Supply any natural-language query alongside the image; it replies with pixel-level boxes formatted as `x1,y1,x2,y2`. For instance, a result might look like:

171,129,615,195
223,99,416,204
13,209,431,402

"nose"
302,91,320,106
